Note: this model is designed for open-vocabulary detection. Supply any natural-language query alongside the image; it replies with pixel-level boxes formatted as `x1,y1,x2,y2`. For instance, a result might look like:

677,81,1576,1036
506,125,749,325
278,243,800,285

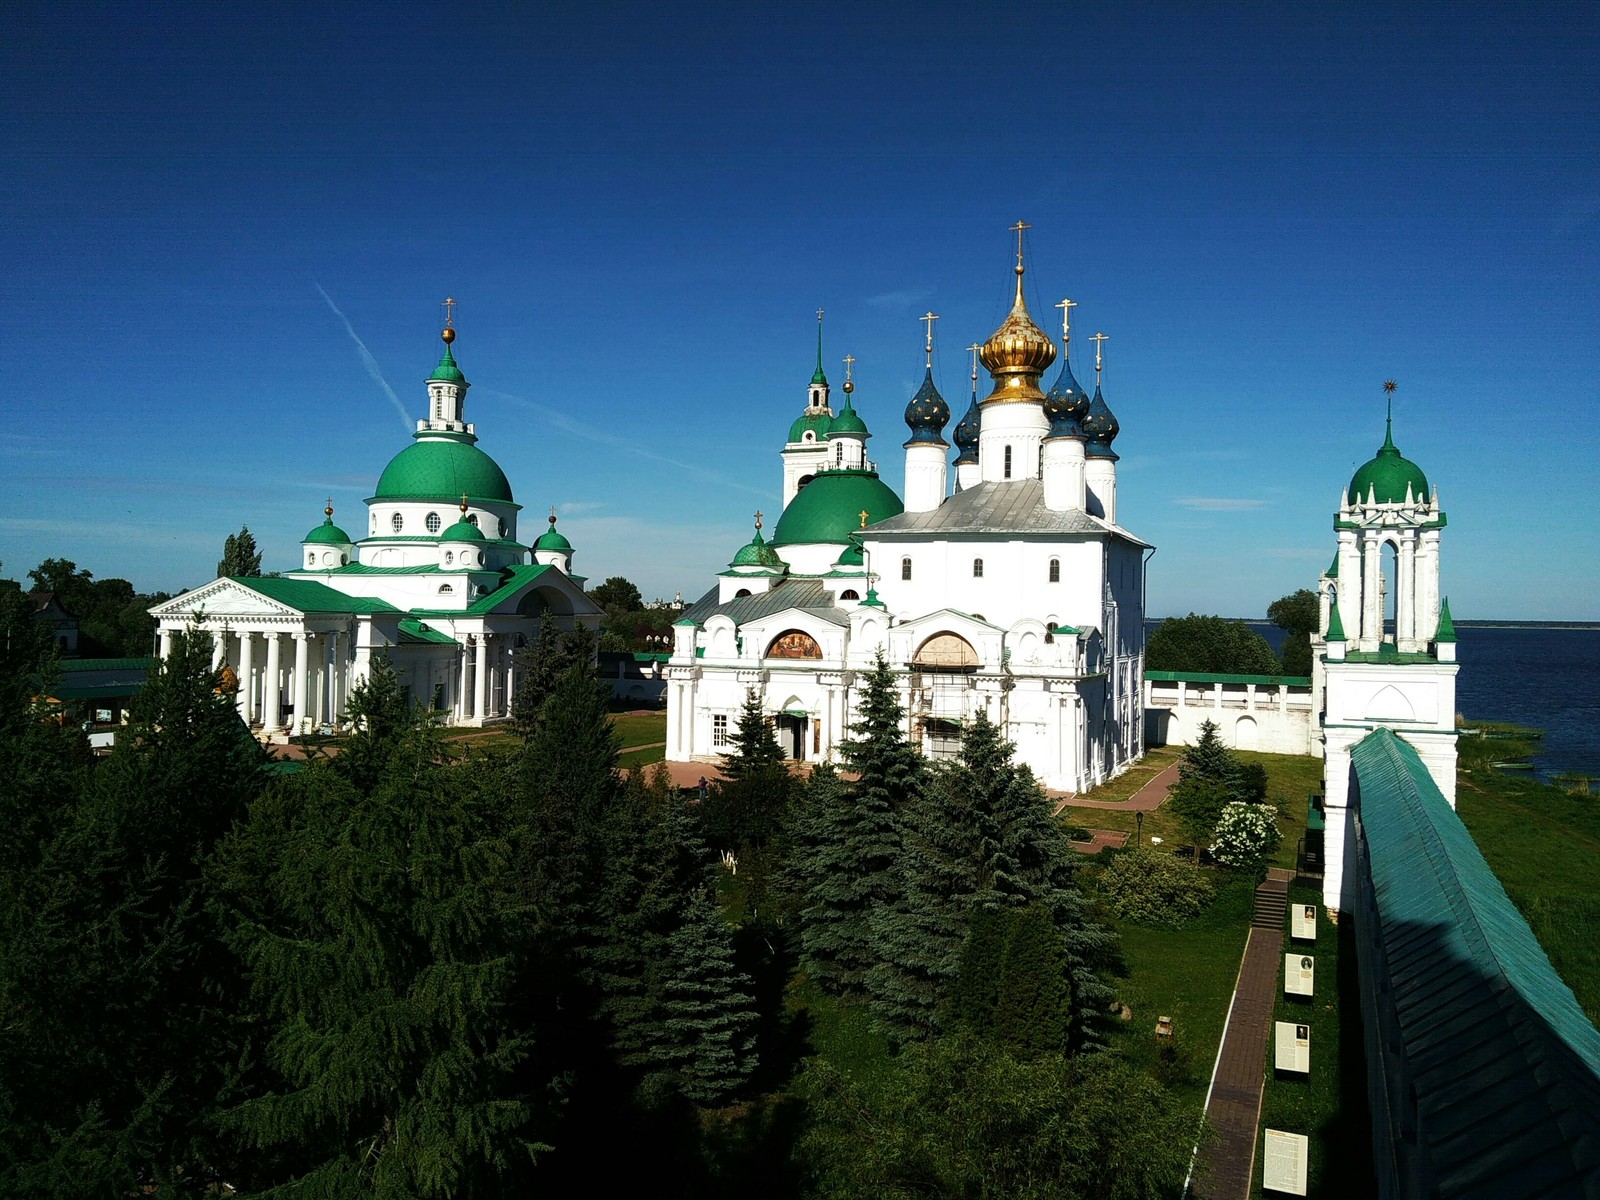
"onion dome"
903,368,949,444
534,510,572,554
771,468,904,547
728,520,786,571
1081,384,1120,460
952,395,981,463
979,257,1056,404
429,330,467,384
304,501,352,545
1042,354,1089,438
1348,419,1429,505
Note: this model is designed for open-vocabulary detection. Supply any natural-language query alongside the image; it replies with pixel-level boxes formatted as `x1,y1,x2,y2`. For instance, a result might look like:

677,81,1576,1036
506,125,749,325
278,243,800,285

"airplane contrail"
313,283,413,436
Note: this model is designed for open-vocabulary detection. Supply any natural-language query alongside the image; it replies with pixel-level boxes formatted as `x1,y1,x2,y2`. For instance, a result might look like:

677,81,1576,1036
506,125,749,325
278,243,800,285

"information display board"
1263,1129,1309,1196
1291,903,1317,942
1274,1021,1310,1073
1284,953,1315,997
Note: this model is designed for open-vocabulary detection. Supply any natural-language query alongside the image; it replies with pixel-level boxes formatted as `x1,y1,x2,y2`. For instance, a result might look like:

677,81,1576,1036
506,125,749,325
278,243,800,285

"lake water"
1148,621,1600,781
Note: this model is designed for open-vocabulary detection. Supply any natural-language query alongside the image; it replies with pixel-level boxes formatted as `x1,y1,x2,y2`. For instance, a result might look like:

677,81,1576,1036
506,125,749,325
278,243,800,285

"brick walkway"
1059,761,1182,811
1067,829,1130,855
1190,868,1292,1200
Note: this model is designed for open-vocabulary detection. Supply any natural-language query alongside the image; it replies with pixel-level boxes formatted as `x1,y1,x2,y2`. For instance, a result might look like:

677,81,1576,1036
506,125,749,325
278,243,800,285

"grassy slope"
1456,766,1600,1025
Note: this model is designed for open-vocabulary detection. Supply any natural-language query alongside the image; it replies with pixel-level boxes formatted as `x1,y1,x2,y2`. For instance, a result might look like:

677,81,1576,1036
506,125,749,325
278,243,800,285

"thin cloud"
1174,497,1268,512
864,289,928,309
313,283,412,436
479,388,768,499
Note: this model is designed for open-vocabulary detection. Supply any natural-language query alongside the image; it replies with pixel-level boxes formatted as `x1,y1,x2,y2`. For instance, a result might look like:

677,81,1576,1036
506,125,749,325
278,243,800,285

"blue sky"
5,3,1597,618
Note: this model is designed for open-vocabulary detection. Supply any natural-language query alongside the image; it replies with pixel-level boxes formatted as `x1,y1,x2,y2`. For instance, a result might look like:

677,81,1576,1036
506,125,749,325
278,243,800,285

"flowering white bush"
1209,802,1281,870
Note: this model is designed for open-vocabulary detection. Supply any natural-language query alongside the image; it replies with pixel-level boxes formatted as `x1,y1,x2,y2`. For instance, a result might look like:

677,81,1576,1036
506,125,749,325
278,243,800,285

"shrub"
1099,849,1215,927
1210,801,1282,871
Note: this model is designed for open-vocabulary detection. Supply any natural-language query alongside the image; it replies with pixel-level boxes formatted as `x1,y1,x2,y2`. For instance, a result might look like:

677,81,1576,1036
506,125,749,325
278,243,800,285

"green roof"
827,400,869,438
770,469,903,547
303,516,352,545
534,523,572,553
440,517,485,542
787,411,833,443
1326,551,1340,579
728,528,785,571
1351,728,1600,1196
397,617,459,646
371,437,514,505
1144,669,1312,686
227,577,400,615
1435,596,1458,643
57,657,155,673
1327,600,1347,641
1349,420,1429,505
429,342,466,384
407,563,559,617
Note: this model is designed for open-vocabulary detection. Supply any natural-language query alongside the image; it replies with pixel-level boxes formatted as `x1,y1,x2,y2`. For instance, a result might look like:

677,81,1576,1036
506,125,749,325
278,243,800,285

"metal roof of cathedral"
867,479,1149,546
1352,728,1600,1198
680,579,849,628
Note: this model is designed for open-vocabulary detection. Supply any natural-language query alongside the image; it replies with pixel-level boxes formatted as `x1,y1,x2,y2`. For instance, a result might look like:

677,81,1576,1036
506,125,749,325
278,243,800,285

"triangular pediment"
150,578,302,619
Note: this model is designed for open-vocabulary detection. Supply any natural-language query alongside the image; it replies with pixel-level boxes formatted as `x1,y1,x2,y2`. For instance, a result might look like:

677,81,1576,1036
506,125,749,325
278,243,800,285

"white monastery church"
151,317,602,737
665,230,1151,793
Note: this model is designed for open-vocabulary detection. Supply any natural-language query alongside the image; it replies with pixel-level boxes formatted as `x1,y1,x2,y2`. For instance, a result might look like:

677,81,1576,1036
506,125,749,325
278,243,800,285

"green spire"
1327,600,1347,642
1435,597,1457,643
811,308,828,387
430,339,466,384
1326,551,1340,579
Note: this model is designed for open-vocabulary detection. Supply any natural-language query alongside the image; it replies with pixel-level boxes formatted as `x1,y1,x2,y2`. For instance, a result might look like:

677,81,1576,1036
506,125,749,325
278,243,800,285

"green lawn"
619,743,666,769
1072,746,1182,805
1251,884,1371,1199
612,710,667,749
1456,766,1600,1025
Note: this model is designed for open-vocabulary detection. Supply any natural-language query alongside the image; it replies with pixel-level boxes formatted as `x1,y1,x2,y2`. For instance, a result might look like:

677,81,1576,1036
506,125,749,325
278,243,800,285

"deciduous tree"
1269,588,1319,676
1147,613,1281,675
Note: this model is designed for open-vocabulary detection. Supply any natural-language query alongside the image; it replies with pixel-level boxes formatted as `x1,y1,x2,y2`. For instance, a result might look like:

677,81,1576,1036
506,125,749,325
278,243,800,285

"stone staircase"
1252,869,1292,930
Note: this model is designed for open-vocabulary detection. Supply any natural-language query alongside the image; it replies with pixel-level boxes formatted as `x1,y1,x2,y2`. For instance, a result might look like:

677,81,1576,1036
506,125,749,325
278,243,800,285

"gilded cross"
1056,298,1077,343
967,342,981,383
859,510,870,529
325,496,334,518
1091,331,1108,378
754,510,763,530
816,307,825,323
1011,220,1031,268
442,297,457,327
843,353,855,384
921,312,940,366
460,493,470,513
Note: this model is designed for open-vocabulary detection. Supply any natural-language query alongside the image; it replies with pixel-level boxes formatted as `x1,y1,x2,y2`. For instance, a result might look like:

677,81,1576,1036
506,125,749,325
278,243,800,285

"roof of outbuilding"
226,577,402,615
680,579,849,628
1352,728,1600,1199
867,479,1149,547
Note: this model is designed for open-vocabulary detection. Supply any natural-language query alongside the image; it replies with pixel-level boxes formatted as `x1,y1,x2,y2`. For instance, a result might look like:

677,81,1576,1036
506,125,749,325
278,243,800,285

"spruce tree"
990,903,1073,1060
799,650,922,998
1169,718,1243,846
721,687,784,782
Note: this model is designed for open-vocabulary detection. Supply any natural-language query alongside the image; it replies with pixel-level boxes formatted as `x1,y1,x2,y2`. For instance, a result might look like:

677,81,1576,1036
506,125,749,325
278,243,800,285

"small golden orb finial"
460,493,470,514
441,326,456,344
324,497,334,520
754,510,764,531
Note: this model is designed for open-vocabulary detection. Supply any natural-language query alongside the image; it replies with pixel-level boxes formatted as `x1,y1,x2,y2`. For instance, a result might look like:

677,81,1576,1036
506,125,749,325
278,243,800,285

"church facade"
665,236,1150,793
151,322,602,738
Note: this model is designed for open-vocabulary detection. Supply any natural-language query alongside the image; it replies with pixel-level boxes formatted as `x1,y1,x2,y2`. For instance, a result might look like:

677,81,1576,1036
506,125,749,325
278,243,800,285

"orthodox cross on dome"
548,506,558,526
843,354,855,382
1091,331,1108,383
754,510,763,531
967,342,981,391
325,496,334,519
921,312,940,368
441,297,457,327
1056,298,1077,347
859,509,870,529
1011,220,1031,272
460,493,470,514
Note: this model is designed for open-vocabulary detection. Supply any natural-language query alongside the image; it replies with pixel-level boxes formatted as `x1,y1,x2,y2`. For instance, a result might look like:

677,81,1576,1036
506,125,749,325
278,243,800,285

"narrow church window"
426,512,442,533
445,551,454,564
1004,446,1012,479
392,512,404,533
835,441,844,465
973,558,984,578
712,714,730,747
1049,558,1060,582
901,557,912,581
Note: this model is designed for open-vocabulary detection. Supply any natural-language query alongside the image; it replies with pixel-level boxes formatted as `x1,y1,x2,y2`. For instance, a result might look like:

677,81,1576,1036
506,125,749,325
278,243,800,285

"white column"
1361,531,1382,650
332,632,348,726
902,442,949,513
237,632,256,724
211,629,227,671
158,628,173,660
457,643,471,721
473,634,490,722
263,633,283,732
1397,532,1417,650
291,633,310,735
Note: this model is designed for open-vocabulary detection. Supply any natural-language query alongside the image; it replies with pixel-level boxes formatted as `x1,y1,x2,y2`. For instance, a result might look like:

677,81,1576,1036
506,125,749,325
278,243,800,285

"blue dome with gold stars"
904,368,950,445
952,395,981,464
1082,384,1120,460
1043,354,1090,439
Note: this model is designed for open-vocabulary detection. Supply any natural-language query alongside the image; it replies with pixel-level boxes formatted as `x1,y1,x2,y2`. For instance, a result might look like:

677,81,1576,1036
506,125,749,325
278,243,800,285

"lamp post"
1136,810,1144,848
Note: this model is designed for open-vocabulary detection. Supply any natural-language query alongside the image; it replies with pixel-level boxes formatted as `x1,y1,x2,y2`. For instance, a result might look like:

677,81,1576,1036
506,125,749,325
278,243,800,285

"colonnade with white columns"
158,624,362,737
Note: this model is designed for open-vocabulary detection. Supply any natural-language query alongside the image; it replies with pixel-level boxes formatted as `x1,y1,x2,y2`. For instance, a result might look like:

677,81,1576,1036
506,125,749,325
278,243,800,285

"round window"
426,511,442,534
445,551,454,565
466,513,478,526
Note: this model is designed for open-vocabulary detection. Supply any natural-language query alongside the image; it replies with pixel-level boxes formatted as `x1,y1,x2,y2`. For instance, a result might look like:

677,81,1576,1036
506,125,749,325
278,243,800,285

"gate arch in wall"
1234,714,1258,751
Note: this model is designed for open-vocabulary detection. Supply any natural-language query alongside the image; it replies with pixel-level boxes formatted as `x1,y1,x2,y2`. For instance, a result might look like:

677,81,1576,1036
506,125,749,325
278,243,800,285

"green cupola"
1348,384,1430,506
303,501,352,545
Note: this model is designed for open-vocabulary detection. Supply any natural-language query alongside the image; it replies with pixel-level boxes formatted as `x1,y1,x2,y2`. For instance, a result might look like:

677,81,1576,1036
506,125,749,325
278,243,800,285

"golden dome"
979,262,1056,405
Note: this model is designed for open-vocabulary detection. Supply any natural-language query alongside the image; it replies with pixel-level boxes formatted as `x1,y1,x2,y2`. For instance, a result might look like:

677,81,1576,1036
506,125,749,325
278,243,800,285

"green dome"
372,438,515,505
728,528,784,570
771,469,903,547
534,526,572,553
303,517,352,545
430,342,466,384
787,411,833,443
1349,423,1429,505
827,401,869,438
441,517,486,542
834,541,864,568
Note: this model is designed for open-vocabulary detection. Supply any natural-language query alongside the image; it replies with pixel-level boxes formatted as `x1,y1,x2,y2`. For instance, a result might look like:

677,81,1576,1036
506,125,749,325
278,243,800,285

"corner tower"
782,309,836,506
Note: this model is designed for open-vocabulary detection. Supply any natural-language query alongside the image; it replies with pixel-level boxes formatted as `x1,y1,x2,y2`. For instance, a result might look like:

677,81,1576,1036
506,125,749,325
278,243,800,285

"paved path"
1190,868,1292,1200
1065,762,1182,811
1067,828,1129,855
